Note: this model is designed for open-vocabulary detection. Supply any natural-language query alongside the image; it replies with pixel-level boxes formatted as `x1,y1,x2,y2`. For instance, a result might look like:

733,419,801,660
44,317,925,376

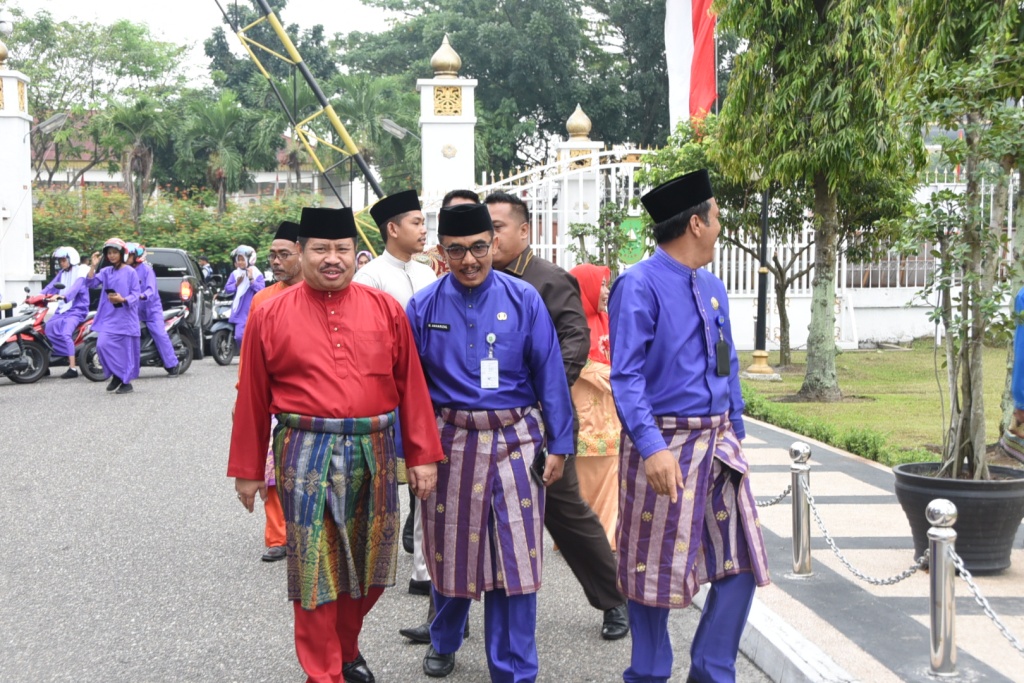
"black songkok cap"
368,189,421,229
640,169,714,223
273,220,300,243
438,203,493,237
298,207,358,240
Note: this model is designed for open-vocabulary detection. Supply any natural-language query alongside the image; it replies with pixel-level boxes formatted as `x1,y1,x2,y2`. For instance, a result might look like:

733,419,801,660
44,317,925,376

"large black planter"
893,462,1024,574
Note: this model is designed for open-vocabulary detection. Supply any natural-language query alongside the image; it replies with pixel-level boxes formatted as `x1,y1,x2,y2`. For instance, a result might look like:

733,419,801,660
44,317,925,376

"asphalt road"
0,359,771,683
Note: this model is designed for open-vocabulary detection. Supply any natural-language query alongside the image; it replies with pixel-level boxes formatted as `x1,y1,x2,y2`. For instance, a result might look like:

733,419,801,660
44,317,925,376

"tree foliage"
5,8,186,187
716,0,923,401
900,0,1024,479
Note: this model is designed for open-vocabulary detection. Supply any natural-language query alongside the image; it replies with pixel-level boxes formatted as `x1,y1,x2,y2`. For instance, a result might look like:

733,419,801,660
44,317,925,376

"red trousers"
264,485,286,547
293,588,384,683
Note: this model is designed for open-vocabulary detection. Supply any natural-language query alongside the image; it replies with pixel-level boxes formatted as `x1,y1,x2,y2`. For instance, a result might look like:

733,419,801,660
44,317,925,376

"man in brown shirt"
485,190,628,640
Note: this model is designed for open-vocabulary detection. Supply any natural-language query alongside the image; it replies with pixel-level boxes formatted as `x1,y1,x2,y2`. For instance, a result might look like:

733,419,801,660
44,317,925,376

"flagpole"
714,19,719,115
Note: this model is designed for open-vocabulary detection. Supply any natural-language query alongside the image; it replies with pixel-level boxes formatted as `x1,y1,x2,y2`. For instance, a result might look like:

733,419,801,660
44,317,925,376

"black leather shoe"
403,499,415,554
601,604,629,641
408,578,431,596
166,364,180,377
115,382,134,394
60,368,79,379
106,376,122,392
342,653,375,683
423,646,455,678
261,546,286,562
399,621,431,644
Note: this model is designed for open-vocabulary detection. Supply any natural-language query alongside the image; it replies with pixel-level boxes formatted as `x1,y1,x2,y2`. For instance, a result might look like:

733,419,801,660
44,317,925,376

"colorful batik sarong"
616,414,770,609
424,406,546,600
274,411,399,610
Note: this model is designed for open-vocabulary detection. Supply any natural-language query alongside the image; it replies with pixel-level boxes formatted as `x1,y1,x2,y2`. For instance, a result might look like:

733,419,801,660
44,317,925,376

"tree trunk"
798,172,842,401
217,180,228,216
774,276,791,368
999,162,1021,436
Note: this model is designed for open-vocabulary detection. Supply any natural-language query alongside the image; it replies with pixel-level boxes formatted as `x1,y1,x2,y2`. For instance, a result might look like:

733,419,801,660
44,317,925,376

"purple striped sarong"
423,406,546,600
617,414,770,609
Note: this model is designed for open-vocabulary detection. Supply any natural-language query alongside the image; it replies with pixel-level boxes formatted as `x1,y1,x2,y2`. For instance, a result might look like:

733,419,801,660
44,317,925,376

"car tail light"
180,280,194,302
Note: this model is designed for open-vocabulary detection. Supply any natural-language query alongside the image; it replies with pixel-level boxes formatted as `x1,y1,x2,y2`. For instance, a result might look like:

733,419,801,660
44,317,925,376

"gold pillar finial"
566,104,592,140
430,35,462,79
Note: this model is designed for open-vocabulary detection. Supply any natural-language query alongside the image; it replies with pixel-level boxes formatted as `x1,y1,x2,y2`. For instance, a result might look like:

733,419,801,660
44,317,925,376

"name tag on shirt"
481,358,499,389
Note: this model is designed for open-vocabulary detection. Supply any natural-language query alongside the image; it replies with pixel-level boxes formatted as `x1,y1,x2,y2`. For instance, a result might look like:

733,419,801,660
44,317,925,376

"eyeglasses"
267,251,297,262
440,241,491,261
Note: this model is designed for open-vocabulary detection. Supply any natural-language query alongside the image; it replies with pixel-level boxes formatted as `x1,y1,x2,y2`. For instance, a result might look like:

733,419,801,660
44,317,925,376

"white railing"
471,155,1019,298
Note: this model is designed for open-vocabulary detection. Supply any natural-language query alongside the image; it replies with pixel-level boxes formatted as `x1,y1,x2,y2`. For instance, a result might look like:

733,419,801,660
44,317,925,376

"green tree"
99,97,169,231
174,91,282,215
716,0,922,401
902,0,1024,478
5,8,185,188
342,0,641,172
204,0,338,109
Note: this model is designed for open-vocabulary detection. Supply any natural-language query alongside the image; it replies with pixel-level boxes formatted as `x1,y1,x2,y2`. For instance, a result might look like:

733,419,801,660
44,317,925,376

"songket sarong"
617,414,770,609
96,333,140,383
424,406,546,600
274,411,399,610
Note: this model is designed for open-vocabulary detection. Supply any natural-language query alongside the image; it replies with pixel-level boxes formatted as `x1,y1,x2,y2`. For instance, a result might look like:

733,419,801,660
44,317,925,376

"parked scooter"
209,288,236,366
20,284,97,371
0,289,55,383
77,306,195,382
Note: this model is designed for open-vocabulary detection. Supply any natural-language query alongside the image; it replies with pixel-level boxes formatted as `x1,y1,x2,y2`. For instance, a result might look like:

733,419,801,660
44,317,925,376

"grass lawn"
738,338,1012,457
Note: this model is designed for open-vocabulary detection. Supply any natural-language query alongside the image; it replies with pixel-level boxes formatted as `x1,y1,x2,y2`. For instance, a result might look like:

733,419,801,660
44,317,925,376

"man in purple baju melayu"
86,238,142,394
126,243,180,376
40,246,90,379
609,170,771,683
406,203,574,683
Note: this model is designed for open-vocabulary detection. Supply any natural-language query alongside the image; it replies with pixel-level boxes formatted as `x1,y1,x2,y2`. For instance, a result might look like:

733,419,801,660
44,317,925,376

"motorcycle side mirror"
210,274,224,287
54,283,66,290
24,286,30,293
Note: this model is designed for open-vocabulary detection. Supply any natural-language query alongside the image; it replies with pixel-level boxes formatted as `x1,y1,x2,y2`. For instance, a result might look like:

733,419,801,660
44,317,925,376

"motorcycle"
209,289,236,366
0,289,55,383
77,306,196,382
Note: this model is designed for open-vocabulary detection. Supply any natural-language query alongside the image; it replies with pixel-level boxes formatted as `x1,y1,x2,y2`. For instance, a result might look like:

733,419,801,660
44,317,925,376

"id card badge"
481,332,499,388
481,359,500,388
715,340,731,377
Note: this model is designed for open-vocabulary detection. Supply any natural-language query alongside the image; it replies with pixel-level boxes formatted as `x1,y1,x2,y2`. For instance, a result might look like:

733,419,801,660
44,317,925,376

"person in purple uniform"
86,238,142,394
126,243,180,377
40,246,90,379
223,244,265,349
405,203,574,682
608,170,771,683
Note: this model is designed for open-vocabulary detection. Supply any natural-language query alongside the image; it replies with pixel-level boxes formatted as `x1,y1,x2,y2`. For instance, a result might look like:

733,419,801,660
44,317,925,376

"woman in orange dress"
569,263,621,551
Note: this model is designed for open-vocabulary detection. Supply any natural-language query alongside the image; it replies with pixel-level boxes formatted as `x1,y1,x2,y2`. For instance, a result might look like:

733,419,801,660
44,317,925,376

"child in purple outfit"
223,244,265,348
126,243,180,376
40,246,90,378
86,238,142,394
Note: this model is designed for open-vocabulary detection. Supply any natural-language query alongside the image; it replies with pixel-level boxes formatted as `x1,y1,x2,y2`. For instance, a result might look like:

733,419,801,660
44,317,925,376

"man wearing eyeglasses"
484,191,630,642
236,220,304,564
406,203,574,681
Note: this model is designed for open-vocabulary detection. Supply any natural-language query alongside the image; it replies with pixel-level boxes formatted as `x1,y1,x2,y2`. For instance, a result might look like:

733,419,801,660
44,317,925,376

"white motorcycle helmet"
51,246,82,269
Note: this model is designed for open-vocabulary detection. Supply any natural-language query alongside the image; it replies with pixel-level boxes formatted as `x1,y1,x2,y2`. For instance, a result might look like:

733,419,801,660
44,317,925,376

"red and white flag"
665,0,717,126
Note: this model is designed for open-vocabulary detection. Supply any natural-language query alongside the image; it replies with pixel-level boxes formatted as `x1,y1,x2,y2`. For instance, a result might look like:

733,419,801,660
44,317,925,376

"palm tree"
174,91,280,214
101,97,168,231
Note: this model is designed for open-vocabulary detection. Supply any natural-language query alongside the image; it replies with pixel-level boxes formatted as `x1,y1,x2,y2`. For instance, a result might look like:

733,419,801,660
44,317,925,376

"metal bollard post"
927,499,958,677
790,442,813,576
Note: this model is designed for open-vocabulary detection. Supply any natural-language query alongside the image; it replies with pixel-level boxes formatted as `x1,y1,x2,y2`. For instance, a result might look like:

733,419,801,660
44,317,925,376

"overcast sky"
15,0,394,81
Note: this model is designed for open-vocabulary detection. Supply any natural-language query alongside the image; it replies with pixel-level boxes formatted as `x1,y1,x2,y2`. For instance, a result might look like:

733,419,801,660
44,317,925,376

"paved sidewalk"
738,418,1024,682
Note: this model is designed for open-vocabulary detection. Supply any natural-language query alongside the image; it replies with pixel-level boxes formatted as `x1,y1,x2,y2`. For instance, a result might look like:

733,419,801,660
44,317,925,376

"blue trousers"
431,588,538,683
623,572,756,683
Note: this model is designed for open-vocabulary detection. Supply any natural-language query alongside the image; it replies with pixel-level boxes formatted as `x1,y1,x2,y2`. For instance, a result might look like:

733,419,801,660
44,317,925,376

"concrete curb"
692,588,857,683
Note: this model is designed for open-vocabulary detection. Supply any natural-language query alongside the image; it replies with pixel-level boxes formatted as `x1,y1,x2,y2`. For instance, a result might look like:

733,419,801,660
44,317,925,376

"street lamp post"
744,183,780,379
